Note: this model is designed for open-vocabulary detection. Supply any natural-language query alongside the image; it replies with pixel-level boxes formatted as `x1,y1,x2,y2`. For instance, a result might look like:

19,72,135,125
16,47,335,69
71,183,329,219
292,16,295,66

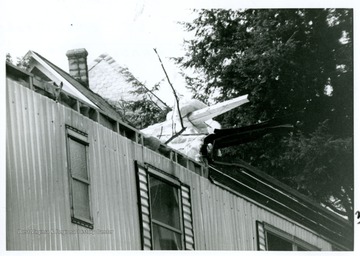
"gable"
26,51,97,108
25,50,124,121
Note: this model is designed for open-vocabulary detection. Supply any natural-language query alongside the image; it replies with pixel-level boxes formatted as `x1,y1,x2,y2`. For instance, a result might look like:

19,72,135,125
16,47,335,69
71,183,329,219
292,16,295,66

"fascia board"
28,51,98,108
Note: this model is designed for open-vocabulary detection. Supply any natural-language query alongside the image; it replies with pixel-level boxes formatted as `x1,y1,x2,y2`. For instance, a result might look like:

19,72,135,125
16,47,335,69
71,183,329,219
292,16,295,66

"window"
256,221,319,251
66,126,93,229
266,232,293,250
136,163,195,250
149,175,182,249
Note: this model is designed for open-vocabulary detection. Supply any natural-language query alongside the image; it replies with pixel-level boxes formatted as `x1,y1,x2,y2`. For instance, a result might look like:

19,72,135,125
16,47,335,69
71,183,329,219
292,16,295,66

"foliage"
6,53,13,63
109,67,170,129
6,53,31,69
175,9,353,220
279,121,353,219
110,97,168,130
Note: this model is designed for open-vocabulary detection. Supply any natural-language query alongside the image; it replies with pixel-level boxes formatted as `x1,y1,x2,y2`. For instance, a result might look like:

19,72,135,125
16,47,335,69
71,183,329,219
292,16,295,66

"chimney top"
66,48,88,58
66,48,89,87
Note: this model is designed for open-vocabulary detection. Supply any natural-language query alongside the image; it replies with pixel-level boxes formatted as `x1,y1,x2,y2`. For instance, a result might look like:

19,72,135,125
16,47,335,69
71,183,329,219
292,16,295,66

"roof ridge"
89,53,126,73
88,53,107,70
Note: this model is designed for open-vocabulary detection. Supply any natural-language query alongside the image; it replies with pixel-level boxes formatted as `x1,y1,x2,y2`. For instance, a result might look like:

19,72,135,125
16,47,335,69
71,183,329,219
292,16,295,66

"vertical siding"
170,162,333,250
7,80,77,250
7,81,141,250
191,180,334,250
7,80,334,250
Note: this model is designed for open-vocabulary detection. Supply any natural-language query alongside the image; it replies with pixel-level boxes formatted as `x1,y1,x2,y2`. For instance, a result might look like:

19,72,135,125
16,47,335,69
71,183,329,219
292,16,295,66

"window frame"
135,162,195,250
257,221,320,251
65,126,93,229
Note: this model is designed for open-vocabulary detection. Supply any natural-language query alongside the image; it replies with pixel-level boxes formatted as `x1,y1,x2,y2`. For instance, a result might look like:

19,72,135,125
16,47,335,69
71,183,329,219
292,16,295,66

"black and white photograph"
1,0,358,253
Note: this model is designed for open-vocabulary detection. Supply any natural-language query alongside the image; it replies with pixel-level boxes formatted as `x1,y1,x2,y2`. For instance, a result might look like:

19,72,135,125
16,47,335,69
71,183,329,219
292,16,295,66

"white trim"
257,221,267,251
263,223,320,251
181,185,195,250
28,51,98,108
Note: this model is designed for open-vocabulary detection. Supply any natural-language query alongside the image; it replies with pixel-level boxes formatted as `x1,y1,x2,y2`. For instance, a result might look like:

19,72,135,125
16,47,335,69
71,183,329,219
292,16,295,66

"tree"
279,121,353,219
6,53,13,63
6,53,31,69
107,67,170,129
175,9,353,220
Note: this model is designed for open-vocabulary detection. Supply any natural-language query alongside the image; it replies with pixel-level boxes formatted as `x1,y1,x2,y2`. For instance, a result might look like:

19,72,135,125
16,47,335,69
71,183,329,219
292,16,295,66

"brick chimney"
66,48,89,87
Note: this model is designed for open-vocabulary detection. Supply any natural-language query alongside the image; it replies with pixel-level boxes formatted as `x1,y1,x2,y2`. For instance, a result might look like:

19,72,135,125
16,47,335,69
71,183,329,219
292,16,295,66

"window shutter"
181,185,195,250
137,166,152,250
256,221,267,251
66,126,93,229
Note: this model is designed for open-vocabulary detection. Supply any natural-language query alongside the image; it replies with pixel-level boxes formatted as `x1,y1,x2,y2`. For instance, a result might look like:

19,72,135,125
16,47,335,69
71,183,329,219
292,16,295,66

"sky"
3,0,357,106
2,0,199,105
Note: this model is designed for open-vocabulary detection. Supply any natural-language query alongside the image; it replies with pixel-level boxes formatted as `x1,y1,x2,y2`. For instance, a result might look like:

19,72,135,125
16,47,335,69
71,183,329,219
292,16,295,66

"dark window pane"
69,138,88,180
149,176,180,229
73,179,91,221
267,232,293,251
297,246,308,251
153,223,182,250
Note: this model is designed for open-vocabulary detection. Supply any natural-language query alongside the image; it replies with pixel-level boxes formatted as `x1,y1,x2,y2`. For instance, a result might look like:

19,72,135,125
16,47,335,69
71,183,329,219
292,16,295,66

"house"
6,49,353,250
88,53,169,111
